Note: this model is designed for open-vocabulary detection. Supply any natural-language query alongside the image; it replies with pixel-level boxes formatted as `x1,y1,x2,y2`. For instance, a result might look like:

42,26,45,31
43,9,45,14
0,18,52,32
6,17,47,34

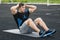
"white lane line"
45,13,52,15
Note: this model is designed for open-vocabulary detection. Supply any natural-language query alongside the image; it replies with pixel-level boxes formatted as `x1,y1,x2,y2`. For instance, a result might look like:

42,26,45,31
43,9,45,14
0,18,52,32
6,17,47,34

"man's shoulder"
25,9,30,13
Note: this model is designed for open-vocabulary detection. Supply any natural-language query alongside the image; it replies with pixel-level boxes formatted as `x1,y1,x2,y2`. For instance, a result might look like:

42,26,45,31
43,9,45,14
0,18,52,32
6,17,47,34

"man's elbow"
10,7,13,11
30,6,37,13
10,6,15,14
34,6,37,10
35,6,37,9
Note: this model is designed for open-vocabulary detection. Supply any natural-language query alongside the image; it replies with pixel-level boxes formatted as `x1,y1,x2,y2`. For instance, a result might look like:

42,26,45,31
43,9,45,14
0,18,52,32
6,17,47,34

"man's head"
18,3,26,12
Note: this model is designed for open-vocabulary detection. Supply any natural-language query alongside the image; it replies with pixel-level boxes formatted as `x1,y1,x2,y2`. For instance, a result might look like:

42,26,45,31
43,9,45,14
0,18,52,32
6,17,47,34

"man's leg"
34,17,49,31
24,18,40,33
34,17,56,37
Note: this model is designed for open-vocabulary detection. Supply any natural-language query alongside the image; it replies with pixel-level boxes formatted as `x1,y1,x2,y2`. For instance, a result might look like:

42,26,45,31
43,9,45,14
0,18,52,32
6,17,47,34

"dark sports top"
13,9,30,28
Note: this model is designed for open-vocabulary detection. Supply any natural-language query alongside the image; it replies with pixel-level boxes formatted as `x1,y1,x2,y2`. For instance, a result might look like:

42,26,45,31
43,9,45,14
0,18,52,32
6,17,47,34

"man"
10,3,56,37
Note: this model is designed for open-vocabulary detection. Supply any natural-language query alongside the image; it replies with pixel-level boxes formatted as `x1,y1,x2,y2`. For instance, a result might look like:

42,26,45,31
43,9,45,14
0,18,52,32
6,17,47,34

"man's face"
19,5,26,12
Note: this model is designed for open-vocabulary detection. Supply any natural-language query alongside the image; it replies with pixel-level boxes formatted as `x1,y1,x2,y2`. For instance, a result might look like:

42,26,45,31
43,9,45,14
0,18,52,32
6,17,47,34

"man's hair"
19,3,24,8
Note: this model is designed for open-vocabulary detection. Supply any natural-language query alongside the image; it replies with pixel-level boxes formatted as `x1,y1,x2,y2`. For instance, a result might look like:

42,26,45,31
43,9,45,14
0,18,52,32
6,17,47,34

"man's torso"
13,9,30,28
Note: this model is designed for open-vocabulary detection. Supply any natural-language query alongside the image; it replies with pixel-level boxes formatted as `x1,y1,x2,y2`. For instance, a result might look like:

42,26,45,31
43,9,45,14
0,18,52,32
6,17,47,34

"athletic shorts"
19,22,35,34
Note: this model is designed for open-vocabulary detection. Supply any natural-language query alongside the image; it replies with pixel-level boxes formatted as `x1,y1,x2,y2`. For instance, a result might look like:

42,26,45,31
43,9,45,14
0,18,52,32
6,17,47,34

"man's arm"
25,5,37,13
10,4,19,14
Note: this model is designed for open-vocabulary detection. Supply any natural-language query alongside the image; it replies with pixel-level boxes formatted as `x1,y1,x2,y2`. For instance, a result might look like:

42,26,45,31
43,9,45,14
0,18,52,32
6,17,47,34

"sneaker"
43,29,56,37
39,30,44,37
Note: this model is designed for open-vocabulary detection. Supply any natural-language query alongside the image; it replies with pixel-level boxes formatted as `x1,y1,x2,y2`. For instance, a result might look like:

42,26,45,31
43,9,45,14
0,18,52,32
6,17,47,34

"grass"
50,0,60,3
1,0,47,3
1,0,60,4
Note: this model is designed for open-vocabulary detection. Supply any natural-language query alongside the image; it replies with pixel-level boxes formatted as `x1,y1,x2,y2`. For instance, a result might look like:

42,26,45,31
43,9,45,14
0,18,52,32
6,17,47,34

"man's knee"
36,17,42,20
34,17,42,22
28,18,33,22
25,18,33,25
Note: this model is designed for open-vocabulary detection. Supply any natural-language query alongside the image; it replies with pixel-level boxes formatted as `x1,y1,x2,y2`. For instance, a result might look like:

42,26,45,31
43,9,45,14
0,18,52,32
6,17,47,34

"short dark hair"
19,3,24,8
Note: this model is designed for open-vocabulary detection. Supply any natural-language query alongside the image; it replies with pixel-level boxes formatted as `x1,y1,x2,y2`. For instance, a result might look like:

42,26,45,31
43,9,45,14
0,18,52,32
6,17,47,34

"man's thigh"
19,19,33,34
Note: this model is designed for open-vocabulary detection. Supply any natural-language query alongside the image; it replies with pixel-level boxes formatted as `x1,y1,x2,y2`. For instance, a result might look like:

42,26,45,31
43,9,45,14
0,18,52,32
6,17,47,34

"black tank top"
13,9,30,28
